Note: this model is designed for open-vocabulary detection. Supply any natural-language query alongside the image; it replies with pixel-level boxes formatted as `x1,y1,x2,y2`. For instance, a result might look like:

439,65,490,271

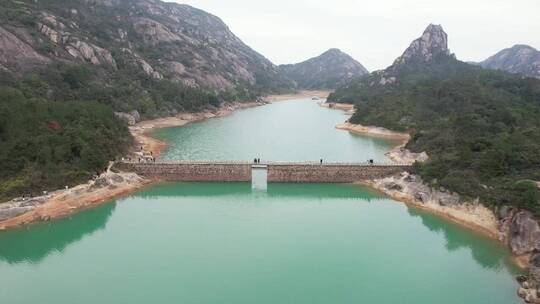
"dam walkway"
114,161,412,184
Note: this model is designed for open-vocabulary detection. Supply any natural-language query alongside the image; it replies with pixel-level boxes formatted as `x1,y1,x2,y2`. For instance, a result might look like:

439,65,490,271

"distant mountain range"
0,0,374,116
478,45,540,79
328,24,464,102
279,49,368,90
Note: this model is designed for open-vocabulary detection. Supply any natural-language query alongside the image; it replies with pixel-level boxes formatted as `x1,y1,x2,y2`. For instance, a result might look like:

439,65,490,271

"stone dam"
113,161,412,183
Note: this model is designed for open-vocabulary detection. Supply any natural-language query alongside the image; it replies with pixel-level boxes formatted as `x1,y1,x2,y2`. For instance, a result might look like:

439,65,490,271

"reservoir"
0,98,522,303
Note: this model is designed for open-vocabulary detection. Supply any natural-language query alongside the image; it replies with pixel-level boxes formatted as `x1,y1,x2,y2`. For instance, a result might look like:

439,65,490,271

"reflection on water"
0,182,521,304
137,182,387,200
0,203,116,264
406,207,519,273
0,183,520,278
0,99,522,303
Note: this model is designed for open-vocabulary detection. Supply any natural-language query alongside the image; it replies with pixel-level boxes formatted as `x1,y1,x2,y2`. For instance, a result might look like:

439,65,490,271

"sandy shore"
133,91,332,158
263,90,330,102
333,111,502,245
319,102,355,114
0,170,148,230
359,178,500,240
336,122,410,140
131,101,265,158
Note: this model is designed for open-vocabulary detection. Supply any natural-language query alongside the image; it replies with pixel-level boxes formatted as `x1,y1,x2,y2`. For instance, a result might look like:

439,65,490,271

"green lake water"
154,99,397,162
0,99,522,303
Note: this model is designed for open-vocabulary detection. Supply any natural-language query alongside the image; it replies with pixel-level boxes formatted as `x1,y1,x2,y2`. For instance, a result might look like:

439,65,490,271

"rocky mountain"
327,23,540,247
279,49,368,89
0,0,293,108
373,24,455,86
479,44,540,78
328,24,463,102
390,24,451,68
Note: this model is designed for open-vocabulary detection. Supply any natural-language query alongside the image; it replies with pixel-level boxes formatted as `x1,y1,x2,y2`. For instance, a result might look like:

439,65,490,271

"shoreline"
332,108,499,240
358,178,500,240
133,90,331,158
0,90,329,231
332,106,531,277
0,170,149,231
131,101,266,158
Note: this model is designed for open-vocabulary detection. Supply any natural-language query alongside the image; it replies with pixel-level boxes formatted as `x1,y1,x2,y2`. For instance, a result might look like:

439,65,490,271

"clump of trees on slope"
330,59,540,213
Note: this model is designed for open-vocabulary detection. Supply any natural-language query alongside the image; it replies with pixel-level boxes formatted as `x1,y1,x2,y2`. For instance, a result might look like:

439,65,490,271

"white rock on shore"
367,172,500,237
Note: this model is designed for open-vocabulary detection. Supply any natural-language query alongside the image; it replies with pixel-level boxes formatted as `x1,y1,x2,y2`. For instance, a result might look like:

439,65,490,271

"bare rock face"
0,0,292,93
329,24,456,103
393,24,450,66
480,45,540,79
386,148,428,164
508,211,540,255
529,253,540,283
0,26,50,72
115,111,140,126
0,197,49,221
377,172,461,207
133,17,183,45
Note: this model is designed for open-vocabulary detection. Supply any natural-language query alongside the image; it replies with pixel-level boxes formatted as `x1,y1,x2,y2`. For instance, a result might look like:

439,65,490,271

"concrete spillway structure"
114,161,411,184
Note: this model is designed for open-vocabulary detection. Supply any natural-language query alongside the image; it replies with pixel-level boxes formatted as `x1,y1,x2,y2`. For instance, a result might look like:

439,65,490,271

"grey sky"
173,0,540,71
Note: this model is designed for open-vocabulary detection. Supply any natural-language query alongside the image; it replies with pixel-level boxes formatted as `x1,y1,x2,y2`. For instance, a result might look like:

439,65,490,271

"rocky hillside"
328,24,463,103
329,23,540,217
0,0,293,114
0,0,296,200
279,49,368,89
479,44,540,79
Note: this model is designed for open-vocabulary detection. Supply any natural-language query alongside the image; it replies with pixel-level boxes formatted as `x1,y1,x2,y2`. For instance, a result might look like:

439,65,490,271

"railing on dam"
114,160,412,184
120,160,412,166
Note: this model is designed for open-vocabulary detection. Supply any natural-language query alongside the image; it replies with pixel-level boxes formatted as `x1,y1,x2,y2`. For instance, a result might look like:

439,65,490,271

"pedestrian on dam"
320,159,323,164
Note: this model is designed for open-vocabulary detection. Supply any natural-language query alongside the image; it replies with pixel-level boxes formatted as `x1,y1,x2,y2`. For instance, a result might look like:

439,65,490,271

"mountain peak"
393,24,450,66
510,44,537,51
481,44,540,78
322,48,343,55
279,49,368,89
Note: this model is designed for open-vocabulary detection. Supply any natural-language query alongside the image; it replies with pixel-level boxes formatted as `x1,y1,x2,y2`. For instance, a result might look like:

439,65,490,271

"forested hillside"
0,0,294,117
330,24,540,212
0,72,131,200
0,0,295,201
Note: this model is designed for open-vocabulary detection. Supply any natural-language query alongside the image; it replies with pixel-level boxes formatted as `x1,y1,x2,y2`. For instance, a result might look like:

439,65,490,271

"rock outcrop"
0,170,144,228
280,49,368,89
507,211,540,255
392,24,450,67
114,110,141,126
371,171,540,303
328,24,457,103
479,45,540,79
371,172,498,234
381,24,455,81
0,26,50,72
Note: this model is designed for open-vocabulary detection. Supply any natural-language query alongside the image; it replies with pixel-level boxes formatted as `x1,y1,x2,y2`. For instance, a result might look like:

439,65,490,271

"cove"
153,99,398,162
0,98,523,303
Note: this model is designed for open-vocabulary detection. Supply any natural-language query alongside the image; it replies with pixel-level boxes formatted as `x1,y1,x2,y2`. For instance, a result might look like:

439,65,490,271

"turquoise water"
0,99,522,303
0,183,521,303
154,99,398,162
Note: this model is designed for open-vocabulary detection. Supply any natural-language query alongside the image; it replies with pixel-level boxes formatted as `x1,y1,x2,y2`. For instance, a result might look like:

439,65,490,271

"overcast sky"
173,0,540,71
